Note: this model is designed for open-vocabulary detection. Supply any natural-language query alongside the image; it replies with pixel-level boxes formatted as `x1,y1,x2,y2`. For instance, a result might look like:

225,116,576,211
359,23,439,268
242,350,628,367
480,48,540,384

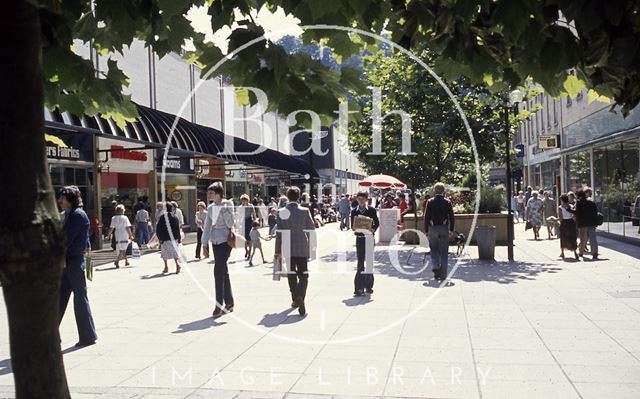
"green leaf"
563,74,586,98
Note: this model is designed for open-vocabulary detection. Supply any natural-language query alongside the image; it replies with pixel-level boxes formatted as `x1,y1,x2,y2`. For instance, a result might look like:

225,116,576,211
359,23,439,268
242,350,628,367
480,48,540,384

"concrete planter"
402,212,509,245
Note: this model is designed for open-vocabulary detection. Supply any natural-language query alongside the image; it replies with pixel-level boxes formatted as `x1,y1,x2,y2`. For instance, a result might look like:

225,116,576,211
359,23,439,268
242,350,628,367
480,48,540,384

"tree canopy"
37,0,640,125
347,47,505,189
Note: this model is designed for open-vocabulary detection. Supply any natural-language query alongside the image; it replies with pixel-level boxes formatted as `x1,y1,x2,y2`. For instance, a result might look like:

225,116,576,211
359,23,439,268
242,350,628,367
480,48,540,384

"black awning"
44,104,318,178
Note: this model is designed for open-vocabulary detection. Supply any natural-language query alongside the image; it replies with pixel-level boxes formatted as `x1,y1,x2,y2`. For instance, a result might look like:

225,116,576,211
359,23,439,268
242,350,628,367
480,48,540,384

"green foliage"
35,0,640,128
347,47,504,189
476,184,506,214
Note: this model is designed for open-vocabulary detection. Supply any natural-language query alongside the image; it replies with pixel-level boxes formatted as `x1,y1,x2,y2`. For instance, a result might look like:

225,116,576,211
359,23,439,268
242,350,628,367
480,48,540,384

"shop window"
64,168,75,185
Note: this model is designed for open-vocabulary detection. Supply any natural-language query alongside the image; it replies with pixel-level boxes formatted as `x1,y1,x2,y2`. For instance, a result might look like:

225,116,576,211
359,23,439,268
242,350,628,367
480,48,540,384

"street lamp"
505,89,524,262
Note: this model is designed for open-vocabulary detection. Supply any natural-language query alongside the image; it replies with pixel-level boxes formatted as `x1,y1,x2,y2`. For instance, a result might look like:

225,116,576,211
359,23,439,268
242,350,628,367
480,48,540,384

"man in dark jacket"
351,191,380,296
424,183,455,281
573,189,599,259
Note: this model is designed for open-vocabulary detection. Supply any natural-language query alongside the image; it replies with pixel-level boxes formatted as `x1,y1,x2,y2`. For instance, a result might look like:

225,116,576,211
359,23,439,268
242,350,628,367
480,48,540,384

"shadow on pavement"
140,273,172,280
0,358,12,375
173,317,227,333
259,308,305,327
342,296,373,307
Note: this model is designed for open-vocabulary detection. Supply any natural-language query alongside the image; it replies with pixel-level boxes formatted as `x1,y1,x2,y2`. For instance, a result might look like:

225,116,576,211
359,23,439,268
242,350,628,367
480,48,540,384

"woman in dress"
109,204,132,268
58,186,97,347
237,194,256,259
201,182,236,317
558,194,579,259
526,191,544,240
156,202,182,274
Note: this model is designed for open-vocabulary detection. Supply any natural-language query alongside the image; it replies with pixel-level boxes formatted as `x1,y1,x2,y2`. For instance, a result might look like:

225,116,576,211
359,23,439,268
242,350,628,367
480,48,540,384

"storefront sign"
225,168,247,182
45,128,94,163
98,137,153,173
251,173,263,184
156,149,195,174
196,158,225,179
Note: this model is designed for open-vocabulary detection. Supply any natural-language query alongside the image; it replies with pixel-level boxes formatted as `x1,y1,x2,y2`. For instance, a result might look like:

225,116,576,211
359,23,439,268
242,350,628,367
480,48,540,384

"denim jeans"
59,255,97,343
135,221,150,246
212,243,233,307
340,212,350,230
429,225,450,279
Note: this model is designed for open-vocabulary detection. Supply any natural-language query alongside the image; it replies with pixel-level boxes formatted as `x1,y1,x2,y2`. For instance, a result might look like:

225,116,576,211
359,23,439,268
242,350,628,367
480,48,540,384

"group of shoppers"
516,186,601,260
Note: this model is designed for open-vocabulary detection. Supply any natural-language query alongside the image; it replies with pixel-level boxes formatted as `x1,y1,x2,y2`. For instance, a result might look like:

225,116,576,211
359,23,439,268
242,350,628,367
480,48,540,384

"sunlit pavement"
1,222,639,399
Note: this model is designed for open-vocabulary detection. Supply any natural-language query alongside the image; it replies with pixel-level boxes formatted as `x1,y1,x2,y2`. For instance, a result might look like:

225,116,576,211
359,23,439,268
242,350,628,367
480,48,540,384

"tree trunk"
0,1,71,398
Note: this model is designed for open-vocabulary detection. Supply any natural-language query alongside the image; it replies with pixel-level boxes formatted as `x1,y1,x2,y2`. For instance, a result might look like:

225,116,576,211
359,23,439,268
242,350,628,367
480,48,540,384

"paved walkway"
0,222,639,398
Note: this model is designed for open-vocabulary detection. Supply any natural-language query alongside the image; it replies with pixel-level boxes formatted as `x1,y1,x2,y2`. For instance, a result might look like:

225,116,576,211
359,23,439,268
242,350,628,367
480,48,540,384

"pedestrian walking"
171,201,185,241
526,192,544,240
156,202,182,274
248,221,271,266
511,192,520,223
237,194,256,259
202,182,236,318
338,194,352,230
268,208,277,236
57,186,97,348
275,186,316,315
109,204,132,268
134,205,150,247
424,183,455,282
558,194,579,259
351,191,380,296
195,201,209,259
543,191,557,239
516,191,525,223
571,189,600,259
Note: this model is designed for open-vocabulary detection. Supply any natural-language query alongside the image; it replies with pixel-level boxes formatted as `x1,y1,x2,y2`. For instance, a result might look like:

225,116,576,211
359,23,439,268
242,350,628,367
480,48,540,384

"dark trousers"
195,228,209,258
286,257,309,301
59,255,97,343
212,243,234,307
354,236,374,291
429,225,450,279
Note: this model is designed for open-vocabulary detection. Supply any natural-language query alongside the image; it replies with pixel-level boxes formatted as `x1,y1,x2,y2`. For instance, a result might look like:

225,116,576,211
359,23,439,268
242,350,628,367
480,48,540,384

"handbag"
86,254,94,281
147,233,160,249
126,241,133,256
525,221,532,230
227,229,237,248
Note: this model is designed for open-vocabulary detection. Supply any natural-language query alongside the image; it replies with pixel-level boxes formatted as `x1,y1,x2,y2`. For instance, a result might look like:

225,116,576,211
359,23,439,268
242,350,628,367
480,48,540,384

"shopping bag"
126,241,133,256
273,257,283,281
525,221,532,230
147,233,160,249
131,242,141,258
86,254,94,282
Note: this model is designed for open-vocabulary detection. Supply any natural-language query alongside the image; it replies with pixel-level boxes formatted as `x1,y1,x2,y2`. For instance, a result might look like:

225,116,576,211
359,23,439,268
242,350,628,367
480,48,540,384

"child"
248,221,270,266
268,208,277,237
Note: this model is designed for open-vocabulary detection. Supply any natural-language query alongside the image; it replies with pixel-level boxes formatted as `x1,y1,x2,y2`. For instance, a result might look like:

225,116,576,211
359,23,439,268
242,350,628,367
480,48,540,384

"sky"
185,5,304,54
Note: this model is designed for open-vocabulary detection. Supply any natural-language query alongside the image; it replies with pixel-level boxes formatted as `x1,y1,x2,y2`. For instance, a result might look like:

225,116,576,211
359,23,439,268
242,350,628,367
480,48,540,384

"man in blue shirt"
351,191,380,296
424,183,455,282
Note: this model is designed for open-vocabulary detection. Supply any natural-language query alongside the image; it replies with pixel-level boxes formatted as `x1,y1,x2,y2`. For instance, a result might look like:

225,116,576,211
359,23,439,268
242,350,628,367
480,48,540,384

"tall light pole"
506,89,524,262
504,99,514,262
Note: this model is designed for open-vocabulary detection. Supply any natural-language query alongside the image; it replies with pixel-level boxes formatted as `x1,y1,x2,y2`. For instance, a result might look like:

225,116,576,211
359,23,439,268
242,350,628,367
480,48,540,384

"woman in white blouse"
109,204,132,268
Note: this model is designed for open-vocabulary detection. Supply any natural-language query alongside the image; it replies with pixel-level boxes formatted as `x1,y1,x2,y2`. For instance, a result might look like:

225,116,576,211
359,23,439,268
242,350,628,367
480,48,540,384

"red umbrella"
359,174,406,188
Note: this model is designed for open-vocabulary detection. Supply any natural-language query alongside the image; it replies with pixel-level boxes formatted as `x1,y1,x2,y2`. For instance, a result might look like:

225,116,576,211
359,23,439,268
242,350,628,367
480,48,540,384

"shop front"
225,168,249,202
98,137,154,235
157,149,196,231
45,127,99,247
249,173,265,200
265,173,289,199
195,158,225,204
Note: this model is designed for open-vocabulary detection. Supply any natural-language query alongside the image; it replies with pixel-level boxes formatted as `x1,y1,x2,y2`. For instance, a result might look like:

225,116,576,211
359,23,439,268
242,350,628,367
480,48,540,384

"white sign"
98,137,153,173
378,209,399,243
539,135,559,149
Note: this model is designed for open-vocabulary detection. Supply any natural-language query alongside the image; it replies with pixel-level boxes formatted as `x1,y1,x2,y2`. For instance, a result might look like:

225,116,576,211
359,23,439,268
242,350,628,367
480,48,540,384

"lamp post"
506,89,524,262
